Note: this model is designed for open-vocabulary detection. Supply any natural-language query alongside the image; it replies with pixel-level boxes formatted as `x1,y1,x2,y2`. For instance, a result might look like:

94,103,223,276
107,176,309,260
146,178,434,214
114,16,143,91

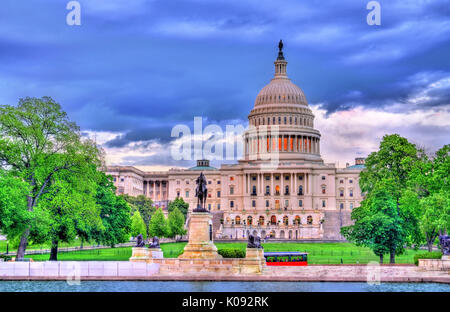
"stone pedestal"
149,248,164,259
129,247,149,262
442,255,449,261
242,248,266,274
178,212,222,259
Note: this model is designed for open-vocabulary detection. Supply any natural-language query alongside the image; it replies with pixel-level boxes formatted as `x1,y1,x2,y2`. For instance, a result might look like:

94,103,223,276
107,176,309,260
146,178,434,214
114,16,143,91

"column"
294,172,298,195
271,173,274,195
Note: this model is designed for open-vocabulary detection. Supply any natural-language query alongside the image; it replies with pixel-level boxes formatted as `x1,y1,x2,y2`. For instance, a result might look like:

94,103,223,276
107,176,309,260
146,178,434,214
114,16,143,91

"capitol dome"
244,40,322,163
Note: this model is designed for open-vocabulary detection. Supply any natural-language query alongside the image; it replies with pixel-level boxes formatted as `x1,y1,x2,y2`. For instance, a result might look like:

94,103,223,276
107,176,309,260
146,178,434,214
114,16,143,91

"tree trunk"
15,228,30,261
379,254,383,264
49,239,58,261
427,241,433,252
389,250,395,264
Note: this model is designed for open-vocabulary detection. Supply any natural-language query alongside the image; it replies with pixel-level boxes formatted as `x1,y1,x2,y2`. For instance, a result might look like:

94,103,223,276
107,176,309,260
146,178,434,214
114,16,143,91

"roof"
264,252,308,256
188,165,217,171
346,164,366,169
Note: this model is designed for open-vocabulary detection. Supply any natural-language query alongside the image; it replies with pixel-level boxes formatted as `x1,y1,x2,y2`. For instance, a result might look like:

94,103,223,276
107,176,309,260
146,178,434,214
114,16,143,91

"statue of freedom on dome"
278,39,283,51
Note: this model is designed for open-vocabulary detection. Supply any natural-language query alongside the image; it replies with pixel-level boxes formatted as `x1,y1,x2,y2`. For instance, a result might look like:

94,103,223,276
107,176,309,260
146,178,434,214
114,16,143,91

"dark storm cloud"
0,0,449,152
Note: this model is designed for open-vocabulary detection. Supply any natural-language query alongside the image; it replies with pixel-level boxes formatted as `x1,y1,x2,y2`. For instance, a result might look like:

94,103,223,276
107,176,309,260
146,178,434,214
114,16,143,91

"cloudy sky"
1,0,449,170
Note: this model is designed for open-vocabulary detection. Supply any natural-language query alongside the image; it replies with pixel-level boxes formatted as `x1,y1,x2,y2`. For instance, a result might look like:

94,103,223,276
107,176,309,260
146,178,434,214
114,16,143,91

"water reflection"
0,281,449,292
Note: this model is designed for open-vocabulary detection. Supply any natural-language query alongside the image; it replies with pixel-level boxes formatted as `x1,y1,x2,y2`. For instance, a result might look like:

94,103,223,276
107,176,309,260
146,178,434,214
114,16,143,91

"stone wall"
323,210,352,240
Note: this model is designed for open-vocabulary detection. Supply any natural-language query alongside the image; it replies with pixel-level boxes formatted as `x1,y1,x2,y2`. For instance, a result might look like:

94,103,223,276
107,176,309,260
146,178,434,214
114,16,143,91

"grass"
0,239,113,254
24,242,423,264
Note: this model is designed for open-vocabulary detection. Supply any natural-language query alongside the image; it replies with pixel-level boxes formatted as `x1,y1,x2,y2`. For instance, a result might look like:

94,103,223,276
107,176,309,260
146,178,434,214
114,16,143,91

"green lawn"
0,239,113,254
24,242,423,264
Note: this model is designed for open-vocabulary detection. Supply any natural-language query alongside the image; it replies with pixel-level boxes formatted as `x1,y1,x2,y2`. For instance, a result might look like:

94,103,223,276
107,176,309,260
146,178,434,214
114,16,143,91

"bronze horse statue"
193,172,208,212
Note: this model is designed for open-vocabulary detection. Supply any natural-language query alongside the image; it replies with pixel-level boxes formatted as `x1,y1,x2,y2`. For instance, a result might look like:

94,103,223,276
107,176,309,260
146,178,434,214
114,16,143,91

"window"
217,204,221,210
176,191,180,197
230,186,234,195
252,176,257,181
230,201,234,208
230,176,234,181
208,204,211,211
235,216,241,225
185,191,189,198
259,216,265,225
349,179,353,184
298,175,303,180
252,185,257,195
177,180,180,184
217,180,221,184
113,177,116,182
295,216,301,225
349,189,353,197
322,200,326,208
285,175,289,180
307,216,313,225
186,180,189,184
285,186,289,195
265,185,270,195
340,203,344,209
322,185,326,194
247,216,253,225
271,215,277,225
322,176,326,180
120,178,124,182
298,200,303,207
284,200,289,207
339,189,344,197
208,180,211,184
350,203,354,210
265,175,270,180
283,216,289,225
298,185,303,195
340,179,343,184
252,200,256,207
275,185,280,195
266,200,269,207
217,191,221,198
275,175,280,180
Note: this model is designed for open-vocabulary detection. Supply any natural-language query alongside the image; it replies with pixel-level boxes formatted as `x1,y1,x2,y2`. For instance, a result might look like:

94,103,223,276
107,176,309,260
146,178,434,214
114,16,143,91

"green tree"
358,134,420,262
168,197,189,218
92,174,132,247
41,165,103,260
167,207,187,240
122,194,154,236
404,144,450,251
148,208,167,238
131,210,147,239
341,184,406,264
0,97,101,260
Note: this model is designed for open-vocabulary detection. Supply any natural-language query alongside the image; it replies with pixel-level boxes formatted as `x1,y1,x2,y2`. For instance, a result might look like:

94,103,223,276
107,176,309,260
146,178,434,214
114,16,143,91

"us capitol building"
106,42,365,241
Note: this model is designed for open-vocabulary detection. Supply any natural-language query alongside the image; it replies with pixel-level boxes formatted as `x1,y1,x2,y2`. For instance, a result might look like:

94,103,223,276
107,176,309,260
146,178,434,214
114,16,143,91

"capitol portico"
106,42,365,241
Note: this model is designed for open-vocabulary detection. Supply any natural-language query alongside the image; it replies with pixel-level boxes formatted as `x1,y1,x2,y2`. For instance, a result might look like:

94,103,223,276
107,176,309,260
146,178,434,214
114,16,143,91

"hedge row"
413,252,442,266
218,248,246,258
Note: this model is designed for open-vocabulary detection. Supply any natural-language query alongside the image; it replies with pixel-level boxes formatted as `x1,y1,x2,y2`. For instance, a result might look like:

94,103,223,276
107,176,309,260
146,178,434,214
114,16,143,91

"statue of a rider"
193,172,208,212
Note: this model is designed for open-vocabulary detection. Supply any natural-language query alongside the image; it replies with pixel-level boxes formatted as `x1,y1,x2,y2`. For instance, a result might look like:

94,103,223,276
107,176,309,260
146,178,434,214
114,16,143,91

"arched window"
271,215,277,225
294,216,301,225
265,185,270,195
259,216,265,225
247,216,253,225
252,185,257,195
307,216,313,225
285,185,289,195
235,216,241,225
283,216,289,225
298,185,303,195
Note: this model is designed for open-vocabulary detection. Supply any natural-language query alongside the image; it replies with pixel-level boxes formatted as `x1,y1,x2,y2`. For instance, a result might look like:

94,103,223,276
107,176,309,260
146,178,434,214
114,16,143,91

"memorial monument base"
178,212,222,259
129,247,149,262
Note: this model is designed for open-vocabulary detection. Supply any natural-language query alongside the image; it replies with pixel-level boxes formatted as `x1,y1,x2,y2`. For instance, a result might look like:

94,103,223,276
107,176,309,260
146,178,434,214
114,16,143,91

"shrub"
218,248,245,258
0,255,12,261
413,252,442,266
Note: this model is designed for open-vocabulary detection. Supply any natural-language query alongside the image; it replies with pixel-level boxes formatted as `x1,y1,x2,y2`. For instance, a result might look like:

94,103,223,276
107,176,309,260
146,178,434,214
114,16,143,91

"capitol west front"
106,44,365,241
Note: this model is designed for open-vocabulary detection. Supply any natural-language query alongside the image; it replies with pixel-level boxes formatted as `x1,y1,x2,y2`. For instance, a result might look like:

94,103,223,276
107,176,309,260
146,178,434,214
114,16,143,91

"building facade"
106,44,365,241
